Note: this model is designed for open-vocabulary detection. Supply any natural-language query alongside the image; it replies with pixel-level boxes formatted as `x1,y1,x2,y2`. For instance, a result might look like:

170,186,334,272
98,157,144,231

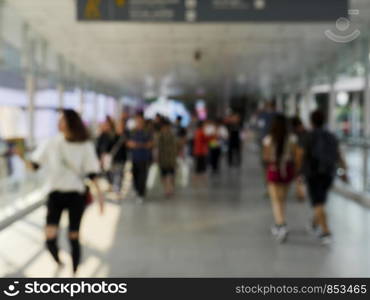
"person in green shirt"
157,119,178,198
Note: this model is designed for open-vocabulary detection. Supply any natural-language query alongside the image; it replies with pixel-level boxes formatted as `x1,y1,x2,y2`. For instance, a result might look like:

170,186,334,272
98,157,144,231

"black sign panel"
77,0,348,22
197,0,349,22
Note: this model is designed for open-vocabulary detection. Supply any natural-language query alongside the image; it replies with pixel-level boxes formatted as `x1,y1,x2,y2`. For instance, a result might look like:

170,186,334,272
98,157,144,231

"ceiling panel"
6,0,370,96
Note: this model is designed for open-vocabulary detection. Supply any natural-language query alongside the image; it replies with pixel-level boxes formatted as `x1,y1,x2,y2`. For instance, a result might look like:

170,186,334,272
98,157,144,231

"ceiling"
6,0,370,98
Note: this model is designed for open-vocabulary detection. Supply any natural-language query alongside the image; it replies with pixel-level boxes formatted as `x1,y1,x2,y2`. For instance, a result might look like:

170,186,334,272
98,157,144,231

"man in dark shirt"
128,114,154,203
301,110,348,245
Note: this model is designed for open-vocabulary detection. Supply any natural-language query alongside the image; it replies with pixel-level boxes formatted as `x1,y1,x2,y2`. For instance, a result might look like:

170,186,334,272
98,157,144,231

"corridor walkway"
1,149,370,277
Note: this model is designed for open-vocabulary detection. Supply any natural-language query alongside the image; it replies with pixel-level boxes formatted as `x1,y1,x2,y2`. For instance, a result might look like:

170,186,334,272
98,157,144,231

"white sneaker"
271,225,288,243
271,225,280,236
306,222,321,237
276,226,288,243
319,233,333,246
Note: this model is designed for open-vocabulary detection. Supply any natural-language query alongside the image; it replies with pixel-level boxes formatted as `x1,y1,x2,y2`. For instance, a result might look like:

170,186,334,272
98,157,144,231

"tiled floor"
1,150,370,277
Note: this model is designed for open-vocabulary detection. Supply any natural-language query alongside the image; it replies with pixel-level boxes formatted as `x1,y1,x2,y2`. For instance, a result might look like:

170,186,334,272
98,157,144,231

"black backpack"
305,129,339,177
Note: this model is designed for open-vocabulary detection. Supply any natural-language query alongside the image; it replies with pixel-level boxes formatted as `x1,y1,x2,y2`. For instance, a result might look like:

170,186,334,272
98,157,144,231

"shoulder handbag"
60,146,93,206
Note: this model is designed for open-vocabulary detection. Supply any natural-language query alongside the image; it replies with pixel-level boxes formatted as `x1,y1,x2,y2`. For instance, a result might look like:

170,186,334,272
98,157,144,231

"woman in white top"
263,114,301,243
26,109,104,275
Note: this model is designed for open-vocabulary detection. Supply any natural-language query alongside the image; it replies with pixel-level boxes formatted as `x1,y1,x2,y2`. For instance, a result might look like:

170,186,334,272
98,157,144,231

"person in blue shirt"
127,113,154,203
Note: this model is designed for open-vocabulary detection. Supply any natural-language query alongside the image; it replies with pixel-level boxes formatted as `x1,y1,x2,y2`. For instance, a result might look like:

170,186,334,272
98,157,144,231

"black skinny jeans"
209,147,222,172
132,161,150,197
228,143,242,167
46,191,86,272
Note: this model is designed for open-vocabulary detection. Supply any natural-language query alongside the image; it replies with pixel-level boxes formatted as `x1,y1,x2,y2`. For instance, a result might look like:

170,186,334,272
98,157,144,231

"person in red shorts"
263,114,301,243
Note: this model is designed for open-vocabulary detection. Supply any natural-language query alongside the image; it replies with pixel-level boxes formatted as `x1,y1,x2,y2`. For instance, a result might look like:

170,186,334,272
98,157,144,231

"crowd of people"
95,111,245,202
19,108,245,275
254,102,349,246
16,102,350,275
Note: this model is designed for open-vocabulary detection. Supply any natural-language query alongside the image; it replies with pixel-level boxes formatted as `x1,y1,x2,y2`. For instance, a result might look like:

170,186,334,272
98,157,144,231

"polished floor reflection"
1,150,370,277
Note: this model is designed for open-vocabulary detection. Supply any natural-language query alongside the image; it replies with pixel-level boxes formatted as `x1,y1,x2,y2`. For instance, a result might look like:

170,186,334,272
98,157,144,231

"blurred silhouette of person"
300,110,348,245
227,113,243,167
193,121,209,177
153,113,163,133
157,119,178,197
127,114,154,203
263,114,300,243
175,116,188,156
187,113,198,157
23,109,104,275
208,119,228,173
96,116,116,186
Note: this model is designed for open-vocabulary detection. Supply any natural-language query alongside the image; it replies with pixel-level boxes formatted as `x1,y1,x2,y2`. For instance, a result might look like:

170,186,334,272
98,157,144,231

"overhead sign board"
78,0,186,22
77,0,348,22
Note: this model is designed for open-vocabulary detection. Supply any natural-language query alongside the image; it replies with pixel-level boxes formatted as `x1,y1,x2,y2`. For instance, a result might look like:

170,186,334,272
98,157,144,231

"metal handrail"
340,137,370,148
0,170,46,231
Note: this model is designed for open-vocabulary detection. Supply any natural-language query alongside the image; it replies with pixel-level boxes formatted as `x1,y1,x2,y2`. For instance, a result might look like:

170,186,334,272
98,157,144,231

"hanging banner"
77,0,348,22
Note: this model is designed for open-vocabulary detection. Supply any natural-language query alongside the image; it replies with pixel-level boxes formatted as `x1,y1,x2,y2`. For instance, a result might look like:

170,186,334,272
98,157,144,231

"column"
57,55,65,109
114,98,121,120
58,83,64,109
363,37,370,138
39,39,48,75
93,91,99,135
23,23,37,148
79,88,85,116
276,94,283,113
0,0,5,60
362,37,370,191
351,93,361,137
300,89,312,127
328,76,337,132
26,74,36,148
223,76,231,114
287,93,296,117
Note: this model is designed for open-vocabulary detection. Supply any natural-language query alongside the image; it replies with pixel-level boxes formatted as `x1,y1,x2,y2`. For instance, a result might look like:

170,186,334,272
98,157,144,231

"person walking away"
227,113,243,167
153,113,163,133
208,119,228,173
110,117,129,199
193,121,209,180
24,109,104,275
127,114,154,203
263,114,300,243
96,116,116,188
175,116,186,137
301,110,348,245
176,118,190,188
176,116,188,157
157,119,178,197
187,114,198,157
